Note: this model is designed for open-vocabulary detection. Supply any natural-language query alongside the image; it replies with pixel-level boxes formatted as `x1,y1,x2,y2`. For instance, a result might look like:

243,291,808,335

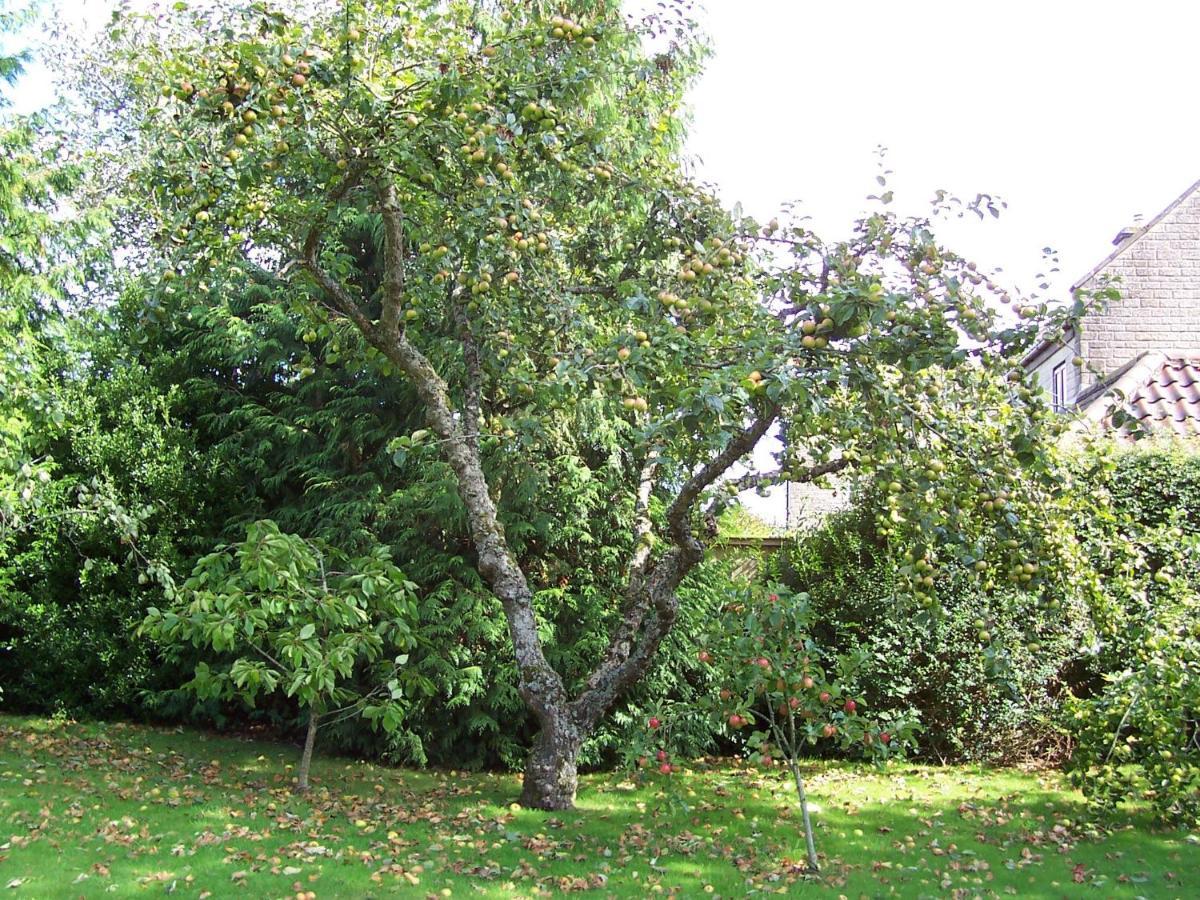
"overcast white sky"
679,0,1200,299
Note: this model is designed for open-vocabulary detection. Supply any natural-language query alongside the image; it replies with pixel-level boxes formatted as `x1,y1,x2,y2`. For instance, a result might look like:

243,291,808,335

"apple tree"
88,0,1080,808
141,520,419,791
702,585,919,872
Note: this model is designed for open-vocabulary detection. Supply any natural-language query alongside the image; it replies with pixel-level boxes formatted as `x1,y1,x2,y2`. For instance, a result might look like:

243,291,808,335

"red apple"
637,756,648,768
880,732,891,744
648,716,661,730
729,714,745,729
656,750,668,762
822,724,836,738
697,650,712,663
818,691,831,704
801,675,814,689
844,699,857,714
719,689,732,701
768,593,779,602
659,762,672,775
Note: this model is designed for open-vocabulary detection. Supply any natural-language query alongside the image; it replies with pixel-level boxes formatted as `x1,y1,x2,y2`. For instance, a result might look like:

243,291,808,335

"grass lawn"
0,714,1195,898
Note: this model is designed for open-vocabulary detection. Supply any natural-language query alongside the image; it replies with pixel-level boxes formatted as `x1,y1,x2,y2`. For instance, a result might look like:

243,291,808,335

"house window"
1051,363,1068,412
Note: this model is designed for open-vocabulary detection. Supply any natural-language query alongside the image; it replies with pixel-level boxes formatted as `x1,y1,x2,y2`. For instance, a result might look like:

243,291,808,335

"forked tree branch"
572,407,780,729
664,405,781,552
302,173,568,728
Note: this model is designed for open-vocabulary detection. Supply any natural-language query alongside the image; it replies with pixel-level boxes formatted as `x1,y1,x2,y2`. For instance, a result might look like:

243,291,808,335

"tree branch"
665,405,781,552
572,409,780,730
377,180,406,341
725,457,849,496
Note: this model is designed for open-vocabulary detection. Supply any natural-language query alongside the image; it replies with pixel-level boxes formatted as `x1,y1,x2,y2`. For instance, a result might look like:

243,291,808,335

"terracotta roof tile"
1127,358,1200,437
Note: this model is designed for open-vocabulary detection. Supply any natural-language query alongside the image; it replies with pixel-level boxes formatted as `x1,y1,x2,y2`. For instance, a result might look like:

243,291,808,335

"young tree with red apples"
703,585,919,871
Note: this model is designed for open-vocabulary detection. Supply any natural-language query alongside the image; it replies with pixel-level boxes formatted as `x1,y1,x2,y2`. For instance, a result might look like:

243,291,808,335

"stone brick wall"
1076,182,1200,390
784,480,848,531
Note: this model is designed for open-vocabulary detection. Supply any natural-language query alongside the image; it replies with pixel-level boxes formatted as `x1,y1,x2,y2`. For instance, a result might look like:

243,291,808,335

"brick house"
1024,178,1200,434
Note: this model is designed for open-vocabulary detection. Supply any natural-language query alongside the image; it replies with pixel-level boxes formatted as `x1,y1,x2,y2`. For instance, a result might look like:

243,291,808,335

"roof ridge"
1072,177,1200,293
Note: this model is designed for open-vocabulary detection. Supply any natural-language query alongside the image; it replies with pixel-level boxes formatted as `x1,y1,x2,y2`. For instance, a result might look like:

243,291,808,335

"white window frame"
1051,362,1068,412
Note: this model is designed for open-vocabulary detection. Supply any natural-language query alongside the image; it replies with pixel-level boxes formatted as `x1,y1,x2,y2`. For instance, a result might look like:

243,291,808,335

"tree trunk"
308,192,779,812
296,708,319,792
789,760,820,872
519,715,582,810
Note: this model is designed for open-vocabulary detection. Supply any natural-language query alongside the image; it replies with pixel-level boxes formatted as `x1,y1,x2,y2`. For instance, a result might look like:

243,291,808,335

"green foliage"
1063,439,1200,826
142,520,420,779
782,502,1084,764
0,10,123,709
0,364,217,714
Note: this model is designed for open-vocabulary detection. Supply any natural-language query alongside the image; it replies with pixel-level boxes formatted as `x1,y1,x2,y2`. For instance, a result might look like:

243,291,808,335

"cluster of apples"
900,551,941,610
638,716,673,774
460,115,506,168
178,49,319,171
711,652,862,739
676,238,737,283
504,224,551,255
1006,556,1039,585
547,15,595,48
519,99,560,134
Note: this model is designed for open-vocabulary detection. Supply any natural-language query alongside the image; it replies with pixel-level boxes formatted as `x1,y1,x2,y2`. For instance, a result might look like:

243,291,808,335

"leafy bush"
0,367,223,715
1062,439,1200,825
780,502,1083,764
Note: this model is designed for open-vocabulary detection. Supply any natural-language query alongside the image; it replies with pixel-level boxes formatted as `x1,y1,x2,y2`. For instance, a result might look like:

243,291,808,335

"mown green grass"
0,714,1195,898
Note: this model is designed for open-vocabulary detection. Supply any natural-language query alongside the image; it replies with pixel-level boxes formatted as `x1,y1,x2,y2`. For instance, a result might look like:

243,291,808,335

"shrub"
1062,438,1200,825
780,503,1082,764
0,368,223,715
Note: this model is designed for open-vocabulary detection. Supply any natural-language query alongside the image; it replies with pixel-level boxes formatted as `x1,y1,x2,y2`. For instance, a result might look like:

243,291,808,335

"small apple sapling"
706,585,917,872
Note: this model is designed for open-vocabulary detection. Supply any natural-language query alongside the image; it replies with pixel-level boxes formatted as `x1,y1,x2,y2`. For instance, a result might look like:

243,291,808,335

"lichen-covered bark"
571,407,780,732
519,713,582,810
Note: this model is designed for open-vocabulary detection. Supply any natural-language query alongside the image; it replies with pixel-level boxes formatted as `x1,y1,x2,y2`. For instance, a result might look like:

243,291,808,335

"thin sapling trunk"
297,708,320,792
